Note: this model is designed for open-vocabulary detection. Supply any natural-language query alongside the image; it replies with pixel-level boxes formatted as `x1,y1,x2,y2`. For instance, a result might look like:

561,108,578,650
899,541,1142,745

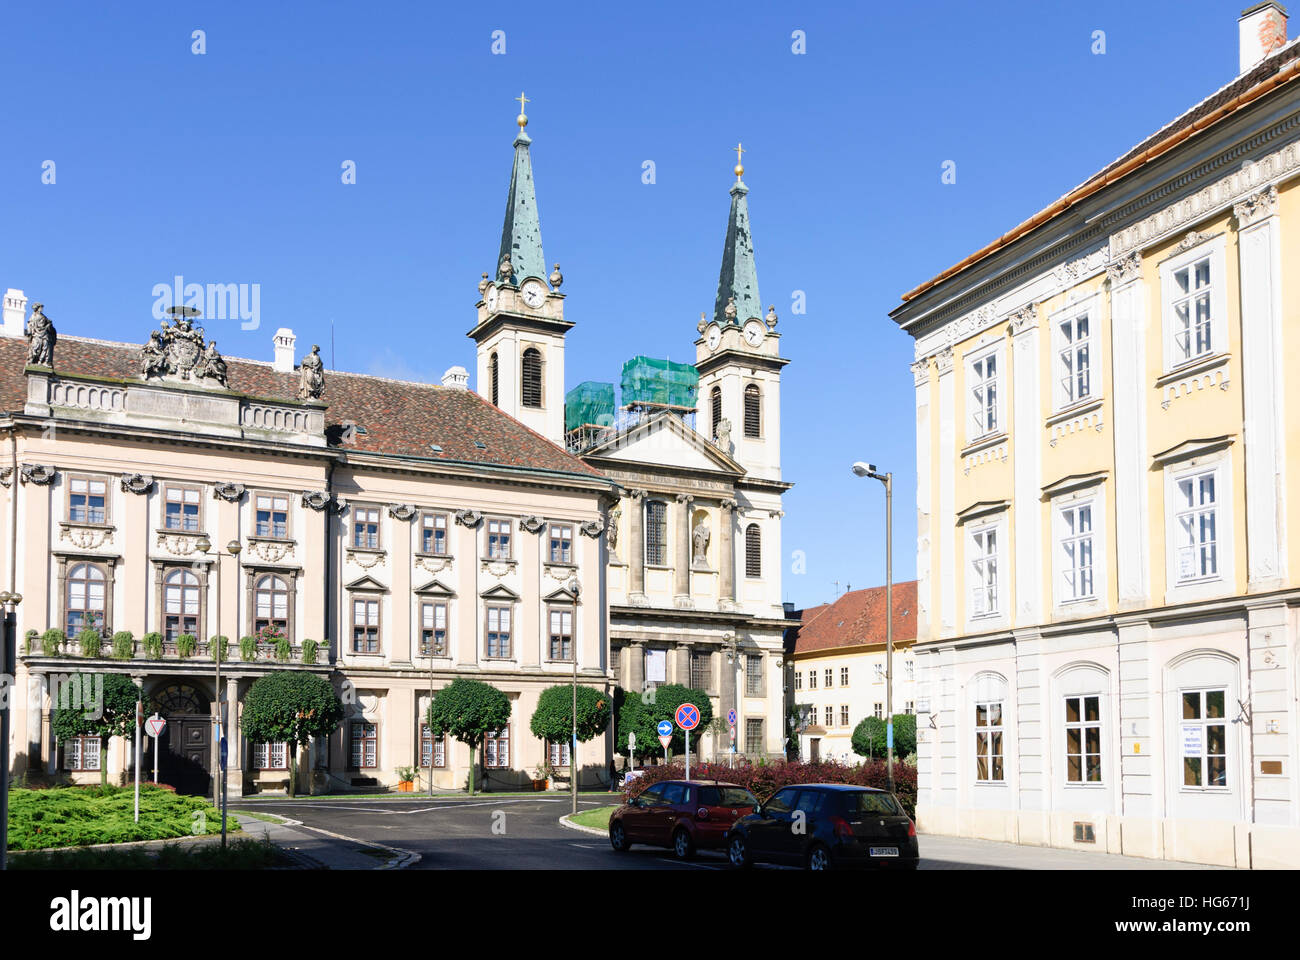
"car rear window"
843,792,904,817
698,786,756,807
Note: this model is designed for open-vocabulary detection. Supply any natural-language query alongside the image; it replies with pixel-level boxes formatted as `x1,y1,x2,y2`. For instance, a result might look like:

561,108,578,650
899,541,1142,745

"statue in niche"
692,515,711,568
298,344,325,400
26,303,56,367
606,503,621,555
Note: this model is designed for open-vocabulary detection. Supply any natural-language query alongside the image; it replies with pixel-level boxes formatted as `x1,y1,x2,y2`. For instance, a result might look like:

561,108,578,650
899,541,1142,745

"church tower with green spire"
695,146,788,483
469,93,572,445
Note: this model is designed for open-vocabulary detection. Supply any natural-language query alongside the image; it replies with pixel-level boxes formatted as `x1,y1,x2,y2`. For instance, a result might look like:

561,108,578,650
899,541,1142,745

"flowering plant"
257,624,286,644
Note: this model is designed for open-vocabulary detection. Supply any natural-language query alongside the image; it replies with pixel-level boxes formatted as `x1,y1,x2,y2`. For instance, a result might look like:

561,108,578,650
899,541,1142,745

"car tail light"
696,807,709,821
908,819,917,837
830,816,854,839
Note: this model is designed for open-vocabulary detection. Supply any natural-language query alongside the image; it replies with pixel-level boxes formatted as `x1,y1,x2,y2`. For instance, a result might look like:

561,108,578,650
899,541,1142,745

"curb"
559,813,610,838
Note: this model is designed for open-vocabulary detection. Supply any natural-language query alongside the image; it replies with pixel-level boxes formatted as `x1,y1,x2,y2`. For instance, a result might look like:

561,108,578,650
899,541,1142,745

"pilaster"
1009,306,1041,626
936,349,955,635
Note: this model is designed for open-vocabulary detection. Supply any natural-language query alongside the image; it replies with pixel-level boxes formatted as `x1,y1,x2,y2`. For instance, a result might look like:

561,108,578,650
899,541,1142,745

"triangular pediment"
414,577,456,597
583,411,744,475
344,575,388,593
480,583,521,601
543,585,580,603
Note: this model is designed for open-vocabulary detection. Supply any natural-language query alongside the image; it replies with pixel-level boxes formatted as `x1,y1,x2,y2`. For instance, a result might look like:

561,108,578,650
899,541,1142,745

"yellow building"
891,4,1300,867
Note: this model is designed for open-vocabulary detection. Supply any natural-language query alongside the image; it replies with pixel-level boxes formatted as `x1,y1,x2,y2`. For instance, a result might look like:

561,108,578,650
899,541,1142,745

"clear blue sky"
0,0,1249,609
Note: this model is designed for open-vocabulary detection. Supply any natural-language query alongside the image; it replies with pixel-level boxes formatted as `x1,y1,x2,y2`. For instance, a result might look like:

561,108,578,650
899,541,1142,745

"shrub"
209,635,229,662
110,631,134,660
301,638,318,664
50,673,141,788
425,678,511,796
530,685,611,747
620,758,918,818
77,628,102,658
25,629,38,655
239,635,258,661
41,628,65,657
176,633,197,659
142,632,163,659
614,683,713,760
852,713,917,760
240,671,344,797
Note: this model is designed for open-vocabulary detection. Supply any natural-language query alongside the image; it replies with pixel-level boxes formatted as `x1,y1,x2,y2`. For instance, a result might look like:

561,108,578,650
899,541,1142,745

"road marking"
568,843,599,849
656,858,721,869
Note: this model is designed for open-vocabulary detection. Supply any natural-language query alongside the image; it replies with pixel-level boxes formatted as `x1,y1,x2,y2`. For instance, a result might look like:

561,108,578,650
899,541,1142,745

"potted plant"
530,761,555,791
395,765,418,793
239,635,259,661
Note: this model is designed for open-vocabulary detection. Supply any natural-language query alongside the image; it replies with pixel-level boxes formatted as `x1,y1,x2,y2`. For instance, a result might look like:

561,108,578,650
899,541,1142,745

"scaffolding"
619,356,699,412
564,381,617,451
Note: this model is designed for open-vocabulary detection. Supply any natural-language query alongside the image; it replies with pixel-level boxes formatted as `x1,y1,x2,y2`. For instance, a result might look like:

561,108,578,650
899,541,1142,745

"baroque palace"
893,4,1300,867
0,101,792,795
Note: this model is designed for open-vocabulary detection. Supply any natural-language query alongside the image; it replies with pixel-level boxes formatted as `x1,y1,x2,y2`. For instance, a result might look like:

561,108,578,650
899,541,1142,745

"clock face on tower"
706,324,722,352
744,320,764,346
485,287,499,312
521,280,547,309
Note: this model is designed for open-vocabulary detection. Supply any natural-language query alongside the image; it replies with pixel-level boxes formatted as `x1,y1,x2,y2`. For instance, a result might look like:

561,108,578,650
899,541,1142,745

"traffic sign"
656,720,674,737
628,731,637,751
658,734,672,749
675,703,700,731
144,714,166,738
727,709,737,726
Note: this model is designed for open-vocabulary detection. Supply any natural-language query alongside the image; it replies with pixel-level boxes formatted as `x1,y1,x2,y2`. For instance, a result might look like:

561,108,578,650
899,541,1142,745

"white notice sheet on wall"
1181,724,1203,758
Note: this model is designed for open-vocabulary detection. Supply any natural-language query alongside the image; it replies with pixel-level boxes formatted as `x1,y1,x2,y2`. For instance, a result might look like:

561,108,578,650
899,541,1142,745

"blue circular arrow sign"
675,703,700,731
656,719,674,737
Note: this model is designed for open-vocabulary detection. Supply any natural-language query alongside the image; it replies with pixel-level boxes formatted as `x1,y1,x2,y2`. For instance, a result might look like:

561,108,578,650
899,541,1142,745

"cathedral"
0,99,791,795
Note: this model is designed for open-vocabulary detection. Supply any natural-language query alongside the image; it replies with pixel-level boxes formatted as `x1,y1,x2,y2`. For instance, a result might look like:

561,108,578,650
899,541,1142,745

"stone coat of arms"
140,317,228,387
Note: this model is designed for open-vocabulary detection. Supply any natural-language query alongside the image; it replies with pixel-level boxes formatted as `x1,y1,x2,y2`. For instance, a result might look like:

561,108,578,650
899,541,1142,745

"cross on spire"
733,142,745,179
515,91,530,130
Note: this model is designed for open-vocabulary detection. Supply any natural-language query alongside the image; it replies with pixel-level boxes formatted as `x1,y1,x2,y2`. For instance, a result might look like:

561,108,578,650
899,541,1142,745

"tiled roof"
0,334,607,481
790,581,918,656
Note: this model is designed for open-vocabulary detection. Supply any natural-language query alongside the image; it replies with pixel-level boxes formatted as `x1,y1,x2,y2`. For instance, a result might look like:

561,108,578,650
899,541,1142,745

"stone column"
719,499,737,608
674,494,693,604
627,641,644,699
1107,252,1150,608
627,490,646,599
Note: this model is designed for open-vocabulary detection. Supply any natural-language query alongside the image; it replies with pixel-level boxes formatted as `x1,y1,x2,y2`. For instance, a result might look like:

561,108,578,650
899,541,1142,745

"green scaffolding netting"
565,381,617,433
620,356,699,410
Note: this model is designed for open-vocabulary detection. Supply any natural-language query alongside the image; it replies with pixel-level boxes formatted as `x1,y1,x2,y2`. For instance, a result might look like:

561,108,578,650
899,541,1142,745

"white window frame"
974,699,1005,783
1051,485,1107,612
1050,295,1100,411
1164,451,1234,604
1160,234,1227,372
1179,687,1230,792
966,517,1003,624
965,341,1005,445
1063,694,1103,786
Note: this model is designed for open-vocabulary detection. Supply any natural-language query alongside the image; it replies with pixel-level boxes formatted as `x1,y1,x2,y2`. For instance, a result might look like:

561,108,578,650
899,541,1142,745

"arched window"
489,352,500,407
744,524,762,578
743,384,761,438
711,386,722,439
645,500,667,566
66,563,106,637
521,348,543,408
255,574,289,638
163,568,201,641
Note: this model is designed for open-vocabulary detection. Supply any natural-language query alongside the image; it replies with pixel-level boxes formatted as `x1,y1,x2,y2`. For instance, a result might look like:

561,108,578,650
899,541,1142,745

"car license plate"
869,846,899,858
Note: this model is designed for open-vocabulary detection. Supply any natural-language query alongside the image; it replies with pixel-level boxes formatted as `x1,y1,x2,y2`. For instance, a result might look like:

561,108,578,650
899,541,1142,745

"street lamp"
0,589,22,871
197,535,242,849
851,461,895,795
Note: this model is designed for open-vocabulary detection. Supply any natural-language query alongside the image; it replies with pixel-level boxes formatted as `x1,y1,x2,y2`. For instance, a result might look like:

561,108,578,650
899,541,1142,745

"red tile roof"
0,334,607,482
791,581,918,656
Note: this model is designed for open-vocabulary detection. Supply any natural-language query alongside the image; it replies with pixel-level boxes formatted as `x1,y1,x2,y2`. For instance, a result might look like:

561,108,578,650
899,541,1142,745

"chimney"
2,289,27,338
441,365,470,390
272,327,296,373
1240,2,1288,74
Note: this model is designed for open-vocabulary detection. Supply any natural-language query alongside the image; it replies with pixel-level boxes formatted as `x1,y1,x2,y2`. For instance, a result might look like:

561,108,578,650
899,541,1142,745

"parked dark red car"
609,779,759,859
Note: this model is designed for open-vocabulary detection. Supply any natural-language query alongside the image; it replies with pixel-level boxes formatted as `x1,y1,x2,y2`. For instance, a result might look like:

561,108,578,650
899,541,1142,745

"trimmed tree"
529,685,612,778
50,672,140,786
240,671,344,797
614,683,713,762
425,678,511,796
851,713,917,760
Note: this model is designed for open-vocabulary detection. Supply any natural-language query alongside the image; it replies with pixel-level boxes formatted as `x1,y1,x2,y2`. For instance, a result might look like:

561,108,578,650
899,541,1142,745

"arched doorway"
146,682,212,795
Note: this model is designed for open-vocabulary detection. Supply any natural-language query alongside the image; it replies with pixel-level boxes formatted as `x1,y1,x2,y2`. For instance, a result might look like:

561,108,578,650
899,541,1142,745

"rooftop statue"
140,315,227,386
298,344,325,400
26,302,56,367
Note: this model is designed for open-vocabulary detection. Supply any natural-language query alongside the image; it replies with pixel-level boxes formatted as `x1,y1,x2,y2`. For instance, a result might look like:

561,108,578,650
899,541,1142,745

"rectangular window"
824,705,834,726
352,506,380,550
690,651,710,690
486,519,512,560
164,485,201,531
905,660,915,683
1057,312,1092,406
1175,471,1218,582
794,671,802,691
1172,255,1214,364
611,645,621,673
873,702,883,720
840,705,850,727
351,597,380,654
484,727,510,768
1181,689,1227,789
68,476,108,524
485,605,512,658
419,601,448,657
644,648,667,684
548,741,571,768
548,607,573,661
253,742,288,770
645,501,667,565
874,663,884,682
1064,695,1102,784
255,493,289,539
904,701,915,715
350,722,378,769
975,701,1004,782
746,655,763,696
745,719,762,754
1060,502,1096,601
549,524,573,564
824,668,833,688
808,670,817,690
64,736,101,771
969,352,998,439
421,512,448,555
420,724,446,768
970,525,999,617
840,666,850,687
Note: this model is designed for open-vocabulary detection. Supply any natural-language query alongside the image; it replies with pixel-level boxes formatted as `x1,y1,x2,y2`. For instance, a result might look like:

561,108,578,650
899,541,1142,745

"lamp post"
197,535,242,849
0,590,22,871
851,462,894,795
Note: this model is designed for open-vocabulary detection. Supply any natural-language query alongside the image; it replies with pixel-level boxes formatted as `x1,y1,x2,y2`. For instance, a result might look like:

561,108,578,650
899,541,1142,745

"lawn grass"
10,836,289,870
7,784,236,850
569,805,618,830
231,809,288,824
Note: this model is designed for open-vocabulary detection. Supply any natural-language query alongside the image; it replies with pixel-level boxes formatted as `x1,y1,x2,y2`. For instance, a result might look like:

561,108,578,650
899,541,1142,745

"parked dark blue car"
724,783,919,871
